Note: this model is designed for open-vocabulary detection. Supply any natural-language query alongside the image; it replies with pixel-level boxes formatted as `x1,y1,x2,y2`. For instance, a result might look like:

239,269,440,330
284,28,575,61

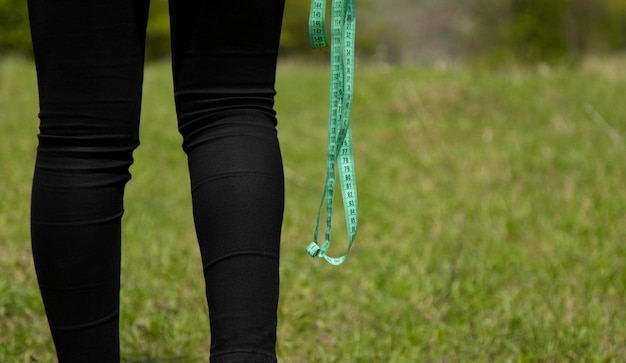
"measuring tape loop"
307,0,358,266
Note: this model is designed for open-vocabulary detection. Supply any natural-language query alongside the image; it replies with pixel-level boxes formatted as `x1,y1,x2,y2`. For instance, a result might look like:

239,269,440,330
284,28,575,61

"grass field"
1,56,625,362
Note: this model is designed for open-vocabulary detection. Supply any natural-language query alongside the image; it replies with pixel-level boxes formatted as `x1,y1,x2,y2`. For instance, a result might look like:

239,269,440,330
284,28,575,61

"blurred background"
2,0,626,65
2,1,626,361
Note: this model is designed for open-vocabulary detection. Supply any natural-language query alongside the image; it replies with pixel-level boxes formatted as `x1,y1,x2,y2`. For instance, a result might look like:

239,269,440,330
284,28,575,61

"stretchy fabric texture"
27,0,285,362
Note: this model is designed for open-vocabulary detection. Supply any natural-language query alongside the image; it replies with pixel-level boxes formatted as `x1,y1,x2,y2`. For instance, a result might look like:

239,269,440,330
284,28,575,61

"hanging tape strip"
306,0,358,266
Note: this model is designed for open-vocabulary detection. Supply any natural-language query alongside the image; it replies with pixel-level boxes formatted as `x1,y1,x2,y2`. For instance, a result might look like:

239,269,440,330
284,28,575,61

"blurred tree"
1,0,625,63
469,0,626,64
144,0,330,58
507,0,571,61
0,0,32,56
578,0,626,51
279,0,314,55
469,0,570,63
145,0,171,59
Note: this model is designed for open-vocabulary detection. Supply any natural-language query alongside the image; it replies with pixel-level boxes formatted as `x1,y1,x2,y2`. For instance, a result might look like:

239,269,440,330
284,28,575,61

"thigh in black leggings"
28,0,285,362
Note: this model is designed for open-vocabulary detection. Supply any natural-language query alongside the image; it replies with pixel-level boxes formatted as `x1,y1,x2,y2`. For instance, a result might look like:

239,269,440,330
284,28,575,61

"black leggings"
27,1,285,362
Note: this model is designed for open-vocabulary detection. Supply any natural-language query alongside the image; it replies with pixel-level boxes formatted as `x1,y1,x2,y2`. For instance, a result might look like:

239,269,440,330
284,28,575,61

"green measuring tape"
306,0,358,266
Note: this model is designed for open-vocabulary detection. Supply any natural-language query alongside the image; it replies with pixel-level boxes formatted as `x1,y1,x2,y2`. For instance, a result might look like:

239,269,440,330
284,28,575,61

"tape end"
306,242,322,258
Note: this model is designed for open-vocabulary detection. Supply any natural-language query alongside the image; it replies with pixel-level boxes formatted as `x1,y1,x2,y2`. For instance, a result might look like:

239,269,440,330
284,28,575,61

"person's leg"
168,1,285,361
27,0,149,361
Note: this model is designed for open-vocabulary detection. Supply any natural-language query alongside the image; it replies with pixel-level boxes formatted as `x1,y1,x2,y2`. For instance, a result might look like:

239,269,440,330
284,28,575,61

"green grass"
1,55,625,362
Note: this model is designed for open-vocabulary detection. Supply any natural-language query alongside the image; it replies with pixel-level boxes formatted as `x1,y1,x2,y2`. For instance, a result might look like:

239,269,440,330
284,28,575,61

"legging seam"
191,171,281,193
50,309,119,332
204,250,279,270
210,349,276,362
31,211,124,226
38,279,117,291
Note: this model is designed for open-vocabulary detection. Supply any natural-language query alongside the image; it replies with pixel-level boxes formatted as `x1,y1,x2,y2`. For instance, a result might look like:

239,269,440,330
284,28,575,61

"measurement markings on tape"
306,0,358,266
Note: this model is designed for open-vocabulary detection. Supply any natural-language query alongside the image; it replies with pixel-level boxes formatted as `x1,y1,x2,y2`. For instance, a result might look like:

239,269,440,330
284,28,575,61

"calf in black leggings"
27,0,285,361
